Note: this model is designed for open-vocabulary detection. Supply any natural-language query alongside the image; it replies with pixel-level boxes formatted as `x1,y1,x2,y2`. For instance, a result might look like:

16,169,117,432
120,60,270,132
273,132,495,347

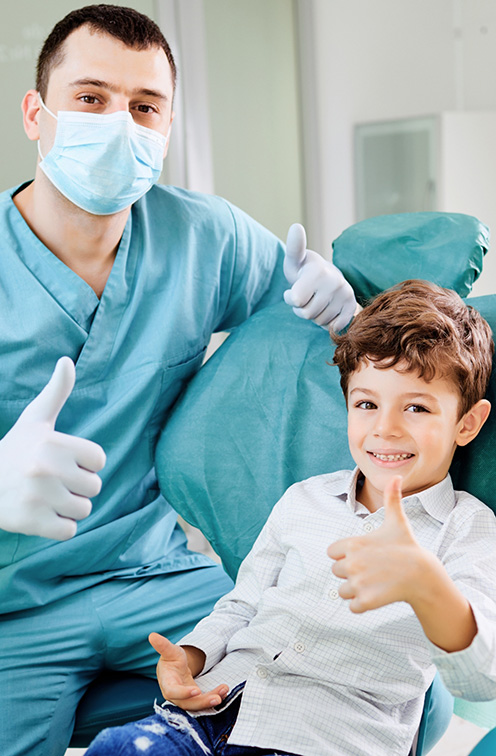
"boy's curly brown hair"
333,279,494,419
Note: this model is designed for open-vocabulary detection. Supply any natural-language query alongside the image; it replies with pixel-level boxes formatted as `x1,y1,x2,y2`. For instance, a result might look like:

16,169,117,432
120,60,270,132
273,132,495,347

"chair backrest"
156,212,493,579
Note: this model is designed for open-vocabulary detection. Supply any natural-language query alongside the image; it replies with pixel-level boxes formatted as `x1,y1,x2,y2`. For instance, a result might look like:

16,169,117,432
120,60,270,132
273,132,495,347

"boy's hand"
327,476,427,612
149,632,229,711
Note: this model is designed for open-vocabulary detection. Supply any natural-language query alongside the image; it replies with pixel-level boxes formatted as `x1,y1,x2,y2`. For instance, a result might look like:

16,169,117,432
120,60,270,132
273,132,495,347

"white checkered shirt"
180,469,496,756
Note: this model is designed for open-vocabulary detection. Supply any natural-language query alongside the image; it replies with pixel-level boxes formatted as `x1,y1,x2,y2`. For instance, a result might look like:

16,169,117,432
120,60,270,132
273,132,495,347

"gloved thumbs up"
283,222,357,331
22,356,76,426
0,357,106,541
283,223,308,284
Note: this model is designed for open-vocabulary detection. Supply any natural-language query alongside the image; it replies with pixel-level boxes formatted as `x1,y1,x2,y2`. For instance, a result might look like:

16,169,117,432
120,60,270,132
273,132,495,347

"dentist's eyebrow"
68,78,169,101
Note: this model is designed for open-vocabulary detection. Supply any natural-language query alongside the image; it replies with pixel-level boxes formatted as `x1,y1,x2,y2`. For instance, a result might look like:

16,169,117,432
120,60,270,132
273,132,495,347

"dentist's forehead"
46,26,174,97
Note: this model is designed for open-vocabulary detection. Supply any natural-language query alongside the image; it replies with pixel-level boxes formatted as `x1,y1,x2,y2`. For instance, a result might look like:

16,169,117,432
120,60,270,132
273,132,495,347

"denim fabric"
86,688,298,756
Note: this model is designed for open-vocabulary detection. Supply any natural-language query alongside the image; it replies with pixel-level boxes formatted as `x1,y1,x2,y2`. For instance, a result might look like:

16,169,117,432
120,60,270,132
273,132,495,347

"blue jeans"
86,687,298,756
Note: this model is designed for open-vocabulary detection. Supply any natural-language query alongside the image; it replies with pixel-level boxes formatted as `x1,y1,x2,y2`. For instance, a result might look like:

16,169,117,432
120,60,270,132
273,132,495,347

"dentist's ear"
21,89,43,141
456,399,491,447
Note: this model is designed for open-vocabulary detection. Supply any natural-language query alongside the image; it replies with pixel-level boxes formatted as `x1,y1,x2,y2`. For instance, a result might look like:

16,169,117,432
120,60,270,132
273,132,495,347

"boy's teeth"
372,452,412,461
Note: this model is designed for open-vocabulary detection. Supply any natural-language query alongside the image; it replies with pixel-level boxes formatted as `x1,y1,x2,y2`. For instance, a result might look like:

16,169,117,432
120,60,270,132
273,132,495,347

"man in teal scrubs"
0,5,357,755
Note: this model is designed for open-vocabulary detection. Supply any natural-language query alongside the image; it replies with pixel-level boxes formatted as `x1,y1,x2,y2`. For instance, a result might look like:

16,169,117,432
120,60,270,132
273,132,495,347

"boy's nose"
373,410,402,437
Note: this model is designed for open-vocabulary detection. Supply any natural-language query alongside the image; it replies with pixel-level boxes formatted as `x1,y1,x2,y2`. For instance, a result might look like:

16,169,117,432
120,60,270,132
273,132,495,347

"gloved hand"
283,223,358,331
0,356,106,541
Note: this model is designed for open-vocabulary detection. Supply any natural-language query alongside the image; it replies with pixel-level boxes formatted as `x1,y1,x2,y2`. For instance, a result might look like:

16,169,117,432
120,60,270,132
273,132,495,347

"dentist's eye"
136,104,155,113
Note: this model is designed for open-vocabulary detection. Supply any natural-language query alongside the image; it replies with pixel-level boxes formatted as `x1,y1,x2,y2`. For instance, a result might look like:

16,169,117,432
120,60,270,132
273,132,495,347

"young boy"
87,280,496,756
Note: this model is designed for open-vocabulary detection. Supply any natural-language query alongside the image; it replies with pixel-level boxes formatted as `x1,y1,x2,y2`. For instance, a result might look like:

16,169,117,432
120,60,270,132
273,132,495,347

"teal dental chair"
468,728,496,755
70,212,496,755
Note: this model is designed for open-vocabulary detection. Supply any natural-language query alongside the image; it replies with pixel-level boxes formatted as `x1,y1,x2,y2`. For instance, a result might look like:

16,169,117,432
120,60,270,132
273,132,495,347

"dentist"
0,5,356,756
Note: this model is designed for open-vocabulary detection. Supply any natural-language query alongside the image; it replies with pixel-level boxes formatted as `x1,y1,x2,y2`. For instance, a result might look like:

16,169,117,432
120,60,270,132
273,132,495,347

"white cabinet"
355,113,496,296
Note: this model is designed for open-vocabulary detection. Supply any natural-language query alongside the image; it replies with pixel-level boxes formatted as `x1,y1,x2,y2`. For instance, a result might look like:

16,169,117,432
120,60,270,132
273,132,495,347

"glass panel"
355,117,438,221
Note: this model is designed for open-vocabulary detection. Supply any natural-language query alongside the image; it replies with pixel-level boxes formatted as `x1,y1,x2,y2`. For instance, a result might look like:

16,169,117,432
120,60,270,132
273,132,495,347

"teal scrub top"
0,182,286,613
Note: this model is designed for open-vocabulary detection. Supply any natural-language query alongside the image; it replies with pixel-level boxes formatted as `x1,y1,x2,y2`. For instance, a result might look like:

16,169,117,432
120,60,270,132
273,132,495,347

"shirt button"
329,588,340,600
257,667,268,679
363,522,374,533
293,641,305,653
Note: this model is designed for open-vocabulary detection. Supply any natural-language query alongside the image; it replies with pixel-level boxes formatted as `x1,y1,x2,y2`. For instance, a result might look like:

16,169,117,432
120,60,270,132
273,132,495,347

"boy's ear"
456,399,491,447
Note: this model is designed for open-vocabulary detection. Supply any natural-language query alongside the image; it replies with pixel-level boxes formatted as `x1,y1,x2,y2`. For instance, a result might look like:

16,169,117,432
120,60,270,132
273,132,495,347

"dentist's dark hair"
332,279,494,419
36,4,176,99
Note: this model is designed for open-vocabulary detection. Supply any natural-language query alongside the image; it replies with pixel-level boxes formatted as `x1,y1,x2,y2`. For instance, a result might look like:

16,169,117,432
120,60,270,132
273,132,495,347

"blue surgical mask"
37,95,168,215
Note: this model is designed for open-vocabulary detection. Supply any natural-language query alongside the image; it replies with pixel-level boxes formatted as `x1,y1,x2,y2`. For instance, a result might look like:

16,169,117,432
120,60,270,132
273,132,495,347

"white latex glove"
283,223,358,331
0,356,106,541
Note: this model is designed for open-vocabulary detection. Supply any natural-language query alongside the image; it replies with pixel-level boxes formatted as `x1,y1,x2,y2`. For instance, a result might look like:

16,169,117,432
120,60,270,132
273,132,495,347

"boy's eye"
356,400,377,410
406,404,429,413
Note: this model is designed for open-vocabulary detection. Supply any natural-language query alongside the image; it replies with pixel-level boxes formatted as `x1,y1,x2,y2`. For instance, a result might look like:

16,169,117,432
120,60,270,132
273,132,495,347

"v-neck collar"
8,184,132,333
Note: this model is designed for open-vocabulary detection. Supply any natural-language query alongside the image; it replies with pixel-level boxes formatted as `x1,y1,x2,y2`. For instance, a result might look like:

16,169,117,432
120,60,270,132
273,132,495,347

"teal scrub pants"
0,563,233,756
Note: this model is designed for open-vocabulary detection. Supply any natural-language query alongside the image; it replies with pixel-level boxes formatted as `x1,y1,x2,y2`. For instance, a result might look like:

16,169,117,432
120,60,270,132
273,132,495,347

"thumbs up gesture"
327,476,426,613
283,223,358,331
0,357,106,540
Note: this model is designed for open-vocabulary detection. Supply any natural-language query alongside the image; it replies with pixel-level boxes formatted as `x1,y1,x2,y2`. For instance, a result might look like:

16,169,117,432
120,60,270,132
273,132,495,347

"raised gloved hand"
283,223,358,331
0,356,106,541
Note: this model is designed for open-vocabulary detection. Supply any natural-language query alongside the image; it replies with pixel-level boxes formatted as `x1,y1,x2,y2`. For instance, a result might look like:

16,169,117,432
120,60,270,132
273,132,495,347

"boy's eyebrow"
401,392,439,402
68,78,169,101
349,387,440,403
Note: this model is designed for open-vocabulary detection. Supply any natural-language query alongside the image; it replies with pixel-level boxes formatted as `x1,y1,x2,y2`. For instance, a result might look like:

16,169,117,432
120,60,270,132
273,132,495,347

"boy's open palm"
327,476,428,613
149,632,229,711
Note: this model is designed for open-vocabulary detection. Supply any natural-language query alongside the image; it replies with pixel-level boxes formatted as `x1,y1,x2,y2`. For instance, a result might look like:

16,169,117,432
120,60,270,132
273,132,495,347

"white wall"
203,0,304,240
303,0,496,295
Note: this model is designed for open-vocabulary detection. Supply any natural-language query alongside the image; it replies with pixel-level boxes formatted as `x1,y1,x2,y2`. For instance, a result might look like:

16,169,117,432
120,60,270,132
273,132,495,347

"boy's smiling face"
347,360,471,512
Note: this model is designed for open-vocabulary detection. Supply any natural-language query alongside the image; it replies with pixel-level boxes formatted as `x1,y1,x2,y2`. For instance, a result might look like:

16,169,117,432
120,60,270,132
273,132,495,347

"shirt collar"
324,468,368,515
325,467,456,522
405,474,457,523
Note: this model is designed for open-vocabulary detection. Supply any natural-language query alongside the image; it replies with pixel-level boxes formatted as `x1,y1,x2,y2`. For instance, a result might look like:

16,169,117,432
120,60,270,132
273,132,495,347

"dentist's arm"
0,357,106,541
284,223,359,331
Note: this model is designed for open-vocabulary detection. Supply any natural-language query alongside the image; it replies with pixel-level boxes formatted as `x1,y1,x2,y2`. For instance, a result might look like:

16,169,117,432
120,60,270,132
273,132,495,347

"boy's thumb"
383,476,405,522
149,632,181,661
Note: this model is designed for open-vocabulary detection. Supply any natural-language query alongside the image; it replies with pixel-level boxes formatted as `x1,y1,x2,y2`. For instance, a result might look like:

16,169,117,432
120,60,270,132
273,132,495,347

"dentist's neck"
14,170,129,298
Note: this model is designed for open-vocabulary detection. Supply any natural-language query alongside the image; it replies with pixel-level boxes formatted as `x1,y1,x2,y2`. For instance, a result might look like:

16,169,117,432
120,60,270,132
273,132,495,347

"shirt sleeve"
215,200,287,332
179,491,290,673
427,505,496,701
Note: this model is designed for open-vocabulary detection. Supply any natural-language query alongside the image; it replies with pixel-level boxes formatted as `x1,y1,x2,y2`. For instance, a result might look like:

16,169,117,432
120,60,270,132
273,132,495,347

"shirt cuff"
179,627,228,674
428,604,496,699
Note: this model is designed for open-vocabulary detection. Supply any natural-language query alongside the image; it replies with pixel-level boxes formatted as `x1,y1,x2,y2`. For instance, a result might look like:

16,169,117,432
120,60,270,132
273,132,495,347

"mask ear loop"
38,93,58,120
37,93,58,161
